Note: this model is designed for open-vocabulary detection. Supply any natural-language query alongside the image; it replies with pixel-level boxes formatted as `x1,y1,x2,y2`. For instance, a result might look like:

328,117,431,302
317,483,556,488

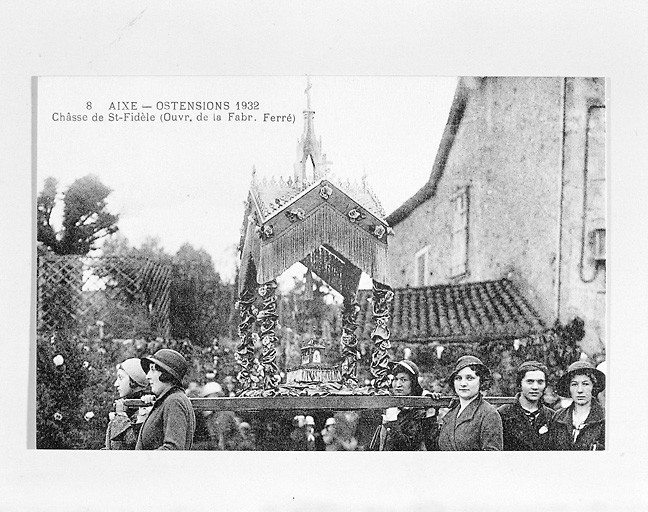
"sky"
37,75,457,283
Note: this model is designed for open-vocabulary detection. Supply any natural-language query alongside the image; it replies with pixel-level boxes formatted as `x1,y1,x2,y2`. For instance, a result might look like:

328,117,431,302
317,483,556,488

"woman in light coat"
438,355,503,451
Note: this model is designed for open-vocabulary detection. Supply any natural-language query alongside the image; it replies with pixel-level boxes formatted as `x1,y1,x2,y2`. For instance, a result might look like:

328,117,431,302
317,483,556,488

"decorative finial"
294,76,322,183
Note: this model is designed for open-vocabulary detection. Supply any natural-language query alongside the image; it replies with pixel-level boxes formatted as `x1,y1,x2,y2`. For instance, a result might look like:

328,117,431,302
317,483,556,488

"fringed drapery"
258,204,388,284
286,367,342,384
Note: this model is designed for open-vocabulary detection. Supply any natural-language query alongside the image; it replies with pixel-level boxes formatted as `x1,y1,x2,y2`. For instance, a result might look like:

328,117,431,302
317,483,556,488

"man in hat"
135,349,196,450
304,415,319,451
290,414,308,450
321,417,336,449
192,382,225,450
326,412,359,451
497,361,555,451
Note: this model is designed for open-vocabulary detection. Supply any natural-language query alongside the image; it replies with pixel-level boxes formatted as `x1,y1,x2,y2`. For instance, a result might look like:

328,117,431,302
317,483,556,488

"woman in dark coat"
104,358,151,450
370,360,439,451
497,360,555,451
438,355,503,451
548,361,605,450
135,349,196,450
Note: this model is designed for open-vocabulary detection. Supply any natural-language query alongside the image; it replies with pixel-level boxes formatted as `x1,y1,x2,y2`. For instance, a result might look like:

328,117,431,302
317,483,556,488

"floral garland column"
257,280,281,390
340,294,361,387
370,280,394,392
235,285,259,393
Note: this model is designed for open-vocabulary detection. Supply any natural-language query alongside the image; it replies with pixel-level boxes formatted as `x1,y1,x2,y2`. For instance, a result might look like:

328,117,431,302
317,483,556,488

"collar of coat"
555,398,605,426
449,393,485,426
512,393,551,419
150,385,184,410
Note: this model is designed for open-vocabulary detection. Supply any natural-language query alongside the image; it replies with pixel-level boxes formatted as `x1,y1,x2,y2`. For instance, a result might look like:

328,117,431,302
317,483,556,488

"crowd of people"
103,348,606,451
369,355,605,451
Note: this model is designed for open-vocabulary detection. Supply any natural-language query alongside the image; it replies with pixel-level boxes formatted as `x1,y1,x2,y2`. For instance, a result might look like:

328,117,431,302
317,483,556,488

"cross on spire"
305,75,312,111
294,76,323,183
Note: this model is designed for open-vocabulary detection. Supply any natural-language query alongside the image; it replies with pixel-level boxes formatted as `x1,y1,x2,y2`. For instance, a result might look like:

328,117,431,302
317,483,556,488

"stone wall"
557,78,606,354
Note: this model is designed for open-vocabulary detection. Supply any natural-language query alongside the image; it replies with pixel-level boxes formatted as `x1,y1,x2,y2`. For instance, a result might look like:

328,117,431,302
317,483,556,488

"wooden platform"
124,395,517,411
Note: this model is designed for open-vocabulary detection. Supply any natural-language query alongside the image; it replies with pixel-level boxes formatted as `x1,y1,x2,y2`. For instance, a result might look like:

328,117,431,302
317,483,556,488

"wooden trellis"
37,254,172,338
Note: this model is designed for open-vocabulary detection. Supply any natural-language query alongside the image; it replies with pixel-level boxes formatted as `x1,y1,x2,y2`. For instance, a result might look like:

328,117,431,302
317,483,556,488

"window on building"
414,245,431,286
450,187,469,277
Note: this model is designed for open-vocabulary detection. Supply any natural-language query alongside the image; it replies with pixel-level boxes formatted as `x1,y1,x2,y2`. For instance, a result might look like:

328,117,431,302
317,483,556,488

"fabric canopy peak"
241,175,392,289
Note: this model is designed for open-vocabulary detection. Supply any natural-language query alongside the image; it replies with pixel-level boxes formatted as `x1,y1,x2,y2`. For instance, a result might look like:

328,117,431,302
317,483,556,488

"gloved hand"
383,407,400,422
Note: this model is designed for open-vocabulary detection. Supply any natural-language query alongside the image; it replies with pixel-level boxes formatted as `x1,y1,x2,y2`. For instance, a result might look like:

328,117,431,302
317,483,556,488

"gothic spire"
294,76,325,183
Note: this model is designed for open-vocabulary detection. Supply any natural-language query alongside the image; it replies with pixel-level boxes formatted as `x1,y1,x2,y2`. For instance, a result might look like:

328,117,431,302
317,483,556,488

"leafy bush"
37,331,90,448
391,318,586,396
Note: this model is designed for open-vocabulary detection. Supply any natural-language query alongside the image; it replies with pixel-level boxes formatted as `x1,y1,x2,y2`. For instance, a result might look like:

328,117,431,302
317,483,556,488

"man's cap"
201,381,224,397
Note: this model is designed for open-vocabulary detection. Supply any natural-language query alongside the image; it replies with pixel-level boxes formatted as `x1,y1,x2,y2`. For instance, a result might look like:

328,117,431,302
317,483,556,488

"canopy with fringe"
239,175,391,292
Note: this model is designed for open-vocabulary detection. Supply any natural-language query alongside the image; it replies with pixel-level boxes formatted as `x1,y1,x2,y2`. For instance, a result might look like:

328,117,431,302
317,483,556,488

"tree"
171,243,234,346
37,175,119,255
98,235,175,340
102,237,235,345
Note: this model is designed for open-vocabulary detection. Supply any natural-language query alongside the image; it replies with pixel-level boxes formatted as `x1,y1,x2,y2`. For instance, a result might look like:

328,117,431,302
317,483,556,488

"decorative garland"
370,280,394,392
257,280,281,389
340,294,361,387
235,287,259,392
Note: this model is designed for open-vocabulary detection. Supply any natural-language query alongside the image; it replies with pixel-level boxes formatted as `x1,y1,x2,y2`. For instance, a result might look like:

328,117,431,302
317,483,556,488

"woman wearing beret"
103,358,151,450
370,360,439,451
438,355,503,451
135,349,196,450
548,361,605,450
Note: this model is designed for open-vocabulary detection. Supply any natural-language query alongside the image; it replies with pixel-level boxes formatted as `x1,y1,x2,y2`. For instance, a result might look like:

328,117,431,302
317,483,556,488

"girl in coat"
548,361,605,450
103,358,151,450
370,360,439,451
438,355,503,451
135,349,196,450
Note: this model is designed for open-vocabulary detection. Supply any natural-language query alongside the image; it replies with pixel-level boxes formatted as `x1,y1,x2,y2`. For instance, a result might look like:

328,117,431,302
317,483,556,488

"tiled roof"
357,279,545,343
